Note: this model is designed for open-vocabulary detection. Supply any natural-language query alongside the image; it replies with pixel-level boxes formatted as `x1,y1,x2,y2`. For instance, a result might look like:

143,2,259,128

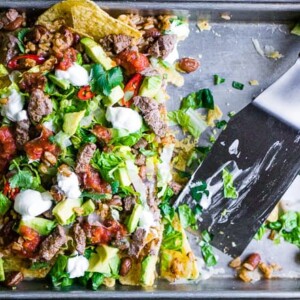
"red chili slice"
121,73,143,107
77,86,95,101
7,54,45,70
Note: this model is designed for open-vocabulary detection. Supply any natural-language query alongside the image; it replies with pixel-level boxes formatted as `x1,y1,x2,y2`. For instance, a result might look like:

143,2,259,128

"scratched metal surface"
0,1,300,298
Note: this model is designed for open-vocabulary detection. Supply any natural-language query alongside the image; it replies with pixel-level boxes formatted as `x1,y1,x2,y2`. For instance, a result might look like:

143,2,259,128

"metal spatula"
174,57,300,257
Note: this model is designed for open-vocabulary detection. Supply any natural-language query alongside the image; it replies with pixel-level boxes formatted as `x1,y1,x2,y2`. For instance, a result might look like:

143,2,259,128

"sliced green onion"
214,74,225,85
232,81,244,90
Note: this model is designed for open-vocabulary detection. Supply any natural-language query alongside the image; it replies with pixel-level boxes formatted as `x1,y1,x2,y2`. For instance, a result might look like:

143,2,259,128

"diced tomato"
56,48,77,70
91,125,111,144
83,220,127,245
121,73,143,107
24,125,60,161
82,165,111,194
0,126,17,174
19,225,41,257
3,181,19,200
115,50,149,74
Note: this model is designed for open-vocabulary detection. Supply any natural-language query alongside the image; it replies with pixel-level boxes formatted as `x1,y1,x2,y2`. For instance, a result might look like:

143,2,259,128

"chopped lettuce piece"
222,168,238,199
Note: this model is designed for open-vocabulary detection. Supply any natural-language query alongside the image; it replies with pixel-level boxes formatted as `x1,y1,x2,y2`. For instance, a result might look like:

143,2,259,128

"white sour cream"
139,207,156,232
164,45,179,65
16,110,28,122
280,175,300,212
169,22,190,41
14,190,53,218
67,254,89,278
1,89,24,122
55,63,89,86
57,172,81,199
106,107,142,134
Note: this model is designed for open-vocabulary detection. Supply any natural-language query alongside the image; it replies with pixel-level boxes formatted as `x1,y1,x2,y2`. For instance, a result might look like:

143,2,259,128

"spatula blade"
174,104,300,257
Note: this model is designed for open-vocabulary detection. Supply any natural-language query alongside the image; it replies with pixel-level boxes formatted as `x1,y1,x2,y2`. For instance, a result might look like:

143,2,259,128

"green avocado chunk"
140,255,157,286
81,199,95,216
63,110,86,136
18,217,56,236
48,74,70,90
139,75,163,98
80,37,115,70
52,198,82,225
126,203,143,234
0,258,5,281
88,245,120,276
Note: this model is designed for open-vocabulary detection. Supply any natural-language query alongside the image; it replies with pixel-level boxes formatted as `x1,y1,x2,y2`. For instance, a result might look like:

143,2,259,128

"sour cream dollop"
57,172,81,199
55,63,89,86
168,21,190,41
14,190,53,218
139,207,156,233
67,254,89,278
1,89,24,122
106,107,142,134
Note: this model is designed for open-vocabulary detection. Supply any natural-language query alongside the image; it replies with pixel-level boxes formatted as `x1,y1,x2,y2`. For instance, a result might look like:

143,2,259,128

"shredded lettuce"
168,109,207,138
200,230,217,267
49,255,73,288
180,88,214,110
267,211,300,247
0,193,11,216
161,223,183,251
178,204,197,229
222,168,238,199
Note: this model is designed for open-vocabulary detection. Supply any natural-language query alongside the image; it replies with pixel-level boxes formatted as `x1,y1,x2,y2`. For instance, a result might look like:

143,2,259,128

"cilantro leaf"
9,169,33,189
0,193,11,216
90,64,123,96
180,88,214,110
16,28,30,53
190,181,209,202
222,168,238,199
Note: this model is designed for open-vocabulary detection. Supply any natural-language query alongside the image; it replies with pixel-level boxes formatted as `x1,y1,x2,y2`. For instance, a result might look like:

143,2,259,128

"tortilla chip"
160,214,199,282
36,0,141,40
119,225,163,286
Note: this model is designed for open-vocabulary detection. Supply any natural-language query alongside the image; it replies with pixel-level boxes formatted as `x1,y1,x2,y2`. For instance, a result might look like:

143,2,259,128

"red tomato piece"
3,181,19,200
56,48,77,70
91,125,112,144
24,125,60,161
116,50,149,74
0,126,17,174
82,165,111,194
19,225,41,257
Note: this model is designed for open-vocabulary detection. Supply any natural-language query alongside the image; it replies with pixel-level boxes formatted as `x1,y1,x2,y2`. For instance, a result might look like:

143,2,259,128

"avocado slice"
117,168,131,187
52,198,82,225
103,86,124,106
63,110,86,136
81,199,95,216
18,217,56,236
126,203,143,234
0,259,5,281
48,74,70,90
80,38,115,70
140,255,157,286
139,75,163,98
88,245,120,276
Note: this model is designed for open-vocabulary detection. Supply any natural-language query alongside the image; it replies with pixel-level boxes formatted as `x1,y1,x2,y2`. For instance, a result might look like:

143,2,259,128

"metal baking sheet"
0,1,299,298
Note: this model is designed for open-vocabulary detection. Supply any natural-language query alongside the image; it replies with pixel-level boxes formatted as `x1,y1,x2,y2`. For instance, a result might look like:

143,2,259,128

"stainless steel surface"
0,1,299,298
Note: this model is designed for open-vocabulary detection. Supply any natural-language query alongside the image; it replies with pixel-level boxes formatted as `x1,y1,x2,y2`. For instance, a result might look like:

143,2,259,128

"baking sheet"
0,1,300,298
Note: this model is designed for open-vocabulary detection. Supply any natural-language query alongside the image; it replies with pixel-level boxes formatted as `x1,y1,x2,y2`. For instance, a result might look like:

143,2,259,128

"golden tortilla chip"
36,0,141,40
